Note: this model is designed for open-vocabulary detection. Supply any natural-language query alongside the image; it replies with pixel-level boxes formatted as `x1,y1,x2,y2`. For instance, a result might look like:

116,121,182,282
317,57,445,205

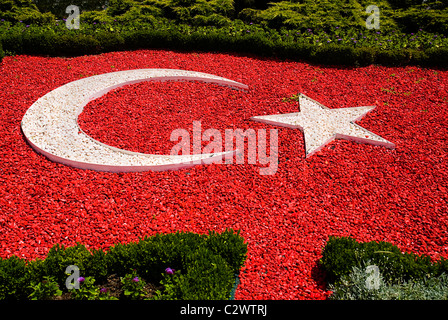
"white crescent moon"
21,69,248,172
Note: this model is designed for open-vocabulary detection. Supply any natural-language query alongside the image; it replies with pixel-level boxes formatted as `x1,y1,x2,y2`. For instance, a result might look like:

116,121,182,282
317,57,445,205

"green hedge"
0,0,447,67
0,40,4,62
1,28,447,68
320,236,448,285
0,229,247,300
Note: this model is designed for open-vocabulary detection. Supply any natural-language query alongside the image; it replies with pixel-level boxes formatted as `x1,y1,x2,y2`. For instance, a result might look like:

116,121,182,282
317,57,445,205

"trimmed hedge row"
0,40,4,61
320,236,448,285
1,28,447,68
0,229,247,300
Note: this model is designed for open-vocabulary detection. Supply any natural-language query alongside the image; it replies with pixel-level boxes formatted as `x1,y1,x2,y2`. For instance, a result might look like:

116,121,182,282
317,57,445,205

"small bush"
374,49,413,66
320,236,447,285
0,0,56,24
321,236,448,300
353,46,377,66
421,46,448,68
310,44,357,66
28,276,62,300
328,263,448,300
0,229,247,300
0,40,4,63
0,256,30,300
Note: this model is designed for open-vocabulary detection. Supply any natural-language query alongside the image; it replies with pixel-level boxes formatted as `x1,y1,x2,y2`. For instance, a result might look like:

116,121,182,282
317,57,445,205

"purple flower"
26,25,29,28
132,277,139,282
100,288,108,293
1,19,4,22
77,277,85,283
165,267,174,275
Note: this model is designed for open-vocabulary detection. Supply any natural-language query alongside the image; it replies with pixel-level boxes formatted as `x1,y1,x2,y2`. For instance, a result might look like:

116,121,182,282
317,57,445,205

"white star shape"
251,93,395,157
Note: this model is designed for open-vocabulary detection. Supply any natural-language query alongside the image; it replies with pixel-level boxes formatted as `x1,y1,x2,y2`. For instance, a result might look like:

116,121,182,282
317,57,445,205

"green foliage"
42,243,94,285
310,43,357,66
33,0,106,18
120,270,147,299
156,247,235,299
0,229,247,300
70,276,100,300
328,263,448,300
0,256,31,300
107,0,133,16
392,6,448,34
203,229,248,275
179,247,235,299
0,0,55,24
28,276,62,300
0,40,4,63
320,236,447,285
1,1,447,68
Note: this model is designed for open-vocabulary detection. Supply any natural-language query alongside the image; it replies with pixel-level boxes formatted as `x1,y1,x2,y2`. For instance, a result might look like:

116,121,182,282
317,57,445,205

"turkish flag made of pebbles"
0,50,447,300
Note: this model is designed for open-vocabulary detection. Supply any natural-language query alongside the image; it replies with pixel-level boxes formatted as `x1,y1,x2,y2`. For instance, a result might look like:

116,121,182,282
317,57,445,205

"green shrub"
0,40,4,62
320,236,446,285
28,276,62,300
0,0,56,24
392,7,448,34
120,270,147,300
328,262,448,300
1,2,447,68
156,246,235,299
0,229,246,300
354,46,377,66
0,256,30,300
42,243,94,285
421,46,448,68
53,33,101,57
70,276,100,300
310,44,357,66
374,48,413,66
203,229,248,275
96,31,126,53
